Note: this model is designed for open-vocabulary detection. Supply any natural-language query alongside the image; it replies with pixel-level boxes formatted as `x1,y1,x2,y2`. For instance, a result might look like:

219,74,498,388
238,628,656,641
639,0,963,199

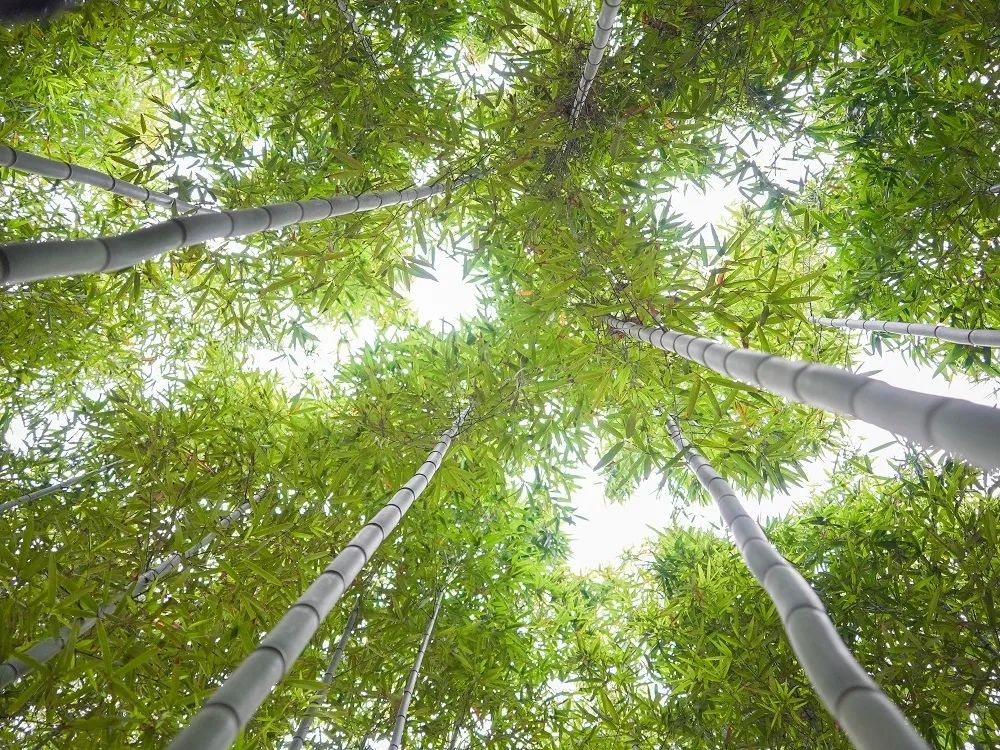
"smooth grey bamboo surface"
0,175,471,284
0,145,206,215
666,419,929,750
0,498,254,689
388,589,445,750
810,315,1000,348
287,599,362,750
168,406,472,750
604,316,1000,471
336,0,377,66
0,459,122,515
569,0,623,125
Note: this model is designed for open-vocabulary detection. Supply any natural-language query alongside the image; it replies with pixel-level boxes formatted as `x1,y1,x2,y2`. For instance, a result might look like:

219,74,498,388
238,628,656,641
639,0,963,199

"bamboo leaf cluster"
1,1,998,748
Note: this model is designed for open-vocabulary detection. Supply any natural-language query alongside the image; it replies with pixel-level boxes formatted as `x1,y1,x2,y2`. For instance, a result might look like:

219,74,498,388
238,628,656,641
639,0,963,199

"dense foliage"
1,0,997,748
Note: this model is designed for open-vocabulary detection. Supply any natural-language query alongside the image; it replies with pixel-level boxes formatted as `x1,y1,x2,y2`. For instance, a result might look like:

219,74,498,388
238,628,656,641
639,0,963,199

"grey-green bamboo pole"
666,418,929,750
287,598,363,750
604,316,1000,470
0,174,471,284
0,458,123,515
569,0,623,125
336,0,378,67
0,145,207,215
810,315,1000,348
168,406,473,750
0,497,255,689
388,589,445,750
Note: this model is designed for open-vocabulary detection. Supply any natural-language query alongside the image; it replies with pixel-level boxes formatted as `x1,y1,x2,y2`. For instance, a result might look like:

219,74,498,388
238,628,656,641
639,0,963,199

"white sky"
399,249,484,328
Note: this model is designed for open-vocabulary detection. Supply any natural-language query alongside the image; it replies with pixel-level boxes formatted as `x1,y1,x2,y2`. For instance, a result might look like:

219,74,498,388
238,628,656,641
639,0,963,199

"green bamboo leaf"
594,442,624,471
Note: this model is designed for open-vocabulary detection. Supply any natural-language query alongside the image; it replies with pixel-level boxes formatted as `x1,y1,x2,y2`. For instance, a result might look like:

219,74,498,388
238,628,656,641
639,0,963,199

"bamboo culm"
569,0,622,125
604,316,1000,471
666,418,929,750
0,498,254,689
0,458,123,515
287,598,363,750
335,0,378,66
388,589,445,750
811,315,1000,348
0,175,471,284
168,406,472,750
0,145,207,215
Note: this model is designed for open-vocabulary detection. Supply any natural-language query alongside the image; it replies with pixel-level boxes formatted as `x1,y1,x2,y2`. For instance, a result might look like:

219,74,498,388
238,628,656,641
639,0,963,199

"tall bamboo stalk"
0,458,123,515
604,316,1000,470
0,174,471,284
666,418,929,750
810,315,1000,348
335,0,378,67
569,0,623,125
0,497,255,689
168,406,472,750
388,589,445,750
287,598,363,750
1,145,207,215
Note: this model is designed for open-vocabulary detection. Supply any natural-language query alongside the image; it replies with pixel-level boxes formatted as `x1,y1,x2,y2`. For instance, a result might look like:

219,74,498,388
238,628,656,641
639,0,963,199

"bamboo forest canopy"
1,0,998,748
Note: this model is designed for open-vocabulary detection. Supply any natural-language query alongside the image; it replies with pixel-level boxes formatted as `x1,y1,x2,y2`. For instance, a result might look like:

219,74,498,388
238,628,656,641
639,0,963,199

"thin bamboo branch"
604,316,1000,470
666,418,930,750
0,174,472,284
335,0,378,67
0,459,123,515
0,496,256,689
811,315,1000,348
569,0,623,126
0,145,208,215
168,405,473,750
696,0,743,51
445,704,465,750
389,589,445,750
287,598,363,750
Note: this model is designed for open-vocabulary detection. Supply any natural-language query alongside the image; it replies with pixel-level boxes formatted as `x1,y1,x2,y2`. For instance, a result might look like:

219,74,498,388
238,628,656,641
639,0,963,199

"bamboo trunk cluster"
0,497,255,689
0,459,122,515
287,599,363,750
1,145,206,215
569,0,623,125
336,0,378,66
604,316,1000,471
810,315,1000,348
0,175,471,284
168,406,472,750
666,419,929,750
388,590,445,750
